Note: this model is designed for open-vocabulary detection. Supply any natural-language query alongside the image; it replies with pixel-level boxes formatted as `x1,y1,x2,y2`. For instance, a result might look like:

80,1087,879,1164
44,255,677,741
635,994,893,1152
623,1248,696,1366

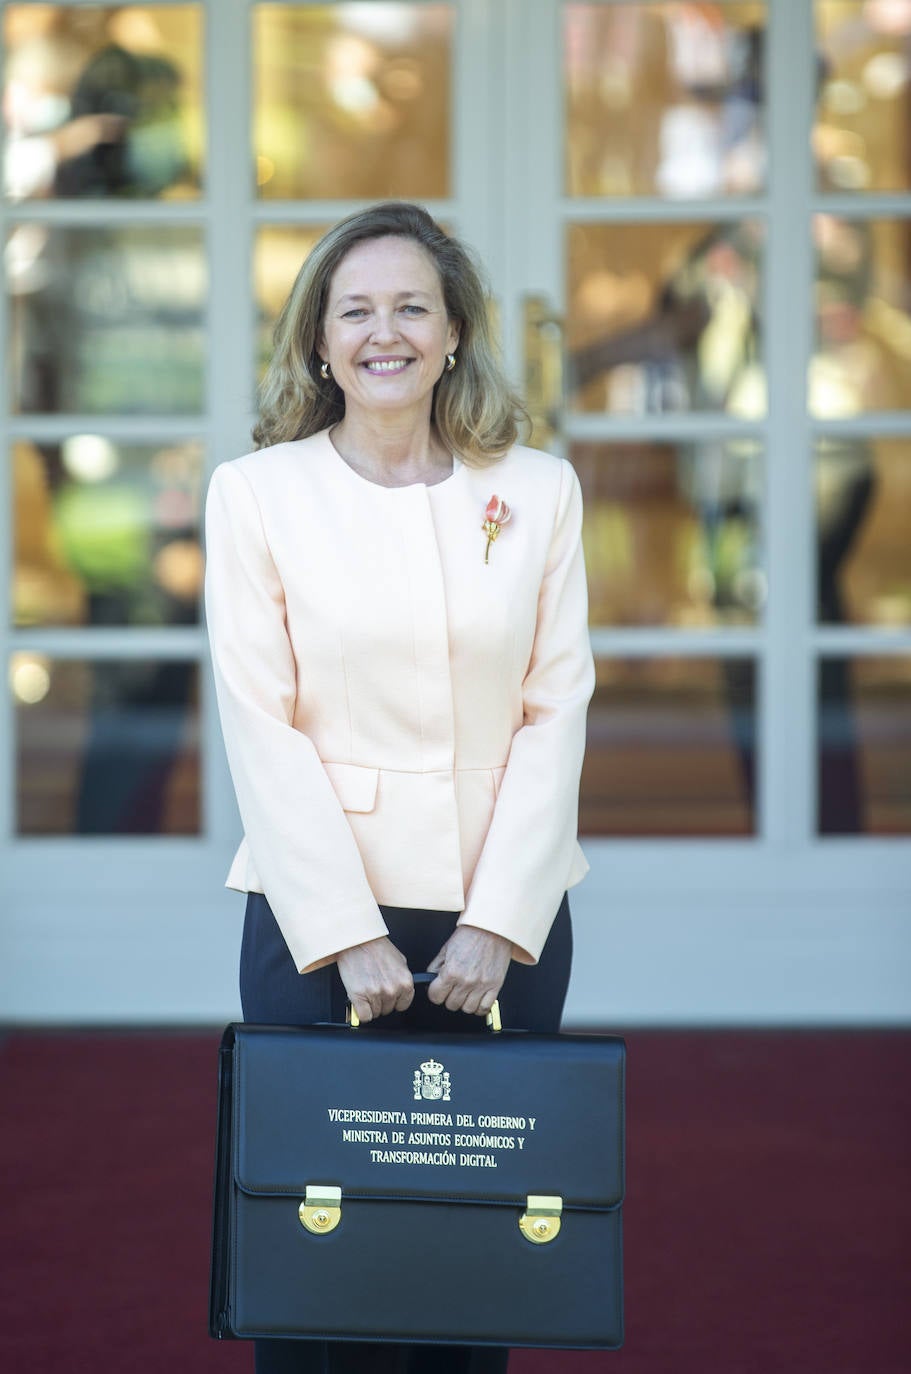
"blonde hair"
253,202,525,464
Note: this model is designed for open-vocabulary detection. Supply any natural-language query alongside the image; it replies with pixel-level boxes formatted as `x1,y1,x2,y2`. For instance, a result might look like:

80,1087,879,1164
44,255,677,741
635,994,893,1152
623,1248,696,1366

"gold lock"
518,1194,562,1245
299,1185,342,1235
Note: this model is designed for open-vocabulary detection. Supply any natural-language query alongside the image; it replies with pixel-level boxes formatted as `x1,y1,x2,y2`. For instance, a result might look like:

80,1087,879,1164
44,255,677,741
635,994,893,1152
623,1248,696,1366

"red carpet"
1,1030,908,1373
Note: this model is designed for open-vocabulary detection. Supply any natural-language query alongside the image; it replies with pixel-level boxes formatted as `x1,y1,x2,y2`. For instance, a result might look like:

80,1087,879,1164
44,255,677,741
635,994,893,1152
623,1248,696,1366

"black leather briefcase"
210,1010,625,1349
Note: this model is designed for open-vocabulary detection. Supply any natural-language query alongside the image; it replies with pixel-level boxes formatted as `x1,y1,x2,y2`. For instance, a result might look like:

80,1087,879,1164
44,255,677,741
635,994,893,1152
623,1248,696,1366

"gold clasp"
299,1185,342,1235
519,1194,562,1245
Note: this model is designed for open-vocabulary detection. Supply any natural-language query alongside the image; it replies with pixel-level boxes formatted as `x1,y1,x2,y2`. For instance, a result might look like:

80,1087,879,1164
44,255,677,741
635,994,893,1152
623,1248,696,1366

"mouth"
362,359,413,375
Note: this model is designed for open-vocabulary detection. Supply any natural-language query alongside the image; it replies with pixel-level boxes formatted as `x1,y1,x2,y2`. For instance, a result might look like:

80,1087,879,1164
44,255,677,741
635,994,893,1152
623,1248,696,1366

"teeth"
365,360,409,373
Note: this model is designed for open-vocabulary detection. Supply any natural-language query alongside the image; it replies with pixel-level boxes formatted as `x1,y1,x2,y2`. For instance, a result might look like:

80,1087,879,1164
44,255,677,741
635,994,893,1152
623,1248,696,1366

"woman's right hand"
336,936,415,1023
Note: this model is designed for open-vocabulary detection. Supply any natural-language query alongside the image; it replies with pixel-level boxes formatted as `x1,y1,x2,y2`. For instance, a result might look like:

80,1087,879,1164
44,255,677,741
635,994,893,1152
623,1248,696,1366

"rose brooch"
482,495,511,564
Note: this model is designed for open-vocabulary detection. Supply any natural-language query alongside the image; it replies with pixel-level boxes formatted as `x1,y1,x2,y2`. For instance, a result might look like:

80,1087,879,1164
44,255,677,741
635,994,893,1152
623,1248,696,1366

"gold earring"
320,361,331,380
445,353,457,372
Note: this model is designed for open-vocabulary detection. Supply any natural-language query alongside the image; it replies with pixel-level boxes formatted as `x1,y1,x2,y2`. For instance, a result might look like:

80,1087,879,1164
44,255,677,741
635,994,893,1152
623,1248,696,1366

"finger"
368,990,386,1021
352,996,373,1024
395,981,415,1013
382,975,414,1016
444,986,468,1013
379,985,402,1017
393,981,414,1014
426,951,445,975
460,990,484,1017
426,974,452,1006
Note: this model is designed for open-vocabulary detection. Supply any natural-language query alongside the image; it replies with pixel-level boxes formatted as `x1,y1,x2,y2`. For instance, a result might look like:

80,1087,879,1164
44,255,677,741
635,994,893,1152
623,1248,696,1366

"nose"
369,307,400,344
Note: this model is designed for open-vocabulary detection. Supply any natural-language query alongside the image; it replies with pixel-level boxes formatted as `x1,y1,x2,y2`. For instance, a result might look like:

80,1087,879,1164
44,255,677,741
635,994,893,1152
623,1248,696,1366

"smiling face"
318,235,460,426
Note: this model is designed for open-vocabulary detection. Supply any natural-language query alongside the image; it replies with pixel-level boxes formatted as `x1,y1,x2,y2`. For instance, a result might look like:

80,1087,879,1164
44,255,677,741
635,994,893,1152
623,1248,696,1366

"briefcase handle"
346,972,502,1033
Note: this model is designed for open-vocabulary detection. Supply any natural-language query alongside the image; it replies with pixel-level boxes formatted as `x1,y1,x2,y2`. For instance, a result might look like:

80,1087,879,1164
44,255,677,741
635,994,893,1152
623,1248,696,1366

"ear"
446,318,461,354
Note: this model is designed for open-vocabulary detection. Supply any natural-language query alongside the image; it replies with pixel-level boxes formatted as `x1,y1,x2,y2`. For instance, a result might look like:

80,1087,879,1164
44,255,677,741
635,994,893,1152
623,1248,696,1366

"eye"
341,307,368,319
400,304,427,315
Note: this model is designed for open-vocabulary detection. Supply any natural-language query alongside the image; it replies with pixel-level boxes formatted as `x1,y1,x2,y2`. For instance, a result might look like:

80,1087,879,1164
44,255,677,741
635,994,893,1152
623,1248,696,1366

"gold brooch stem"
483,520,501,564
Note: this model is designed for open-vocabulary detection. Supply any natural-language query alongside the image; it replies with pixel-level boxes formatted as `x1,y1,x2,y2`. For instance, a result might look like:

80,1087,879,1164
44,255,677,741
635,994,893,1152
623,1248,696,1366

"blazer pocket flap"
322,761,379,814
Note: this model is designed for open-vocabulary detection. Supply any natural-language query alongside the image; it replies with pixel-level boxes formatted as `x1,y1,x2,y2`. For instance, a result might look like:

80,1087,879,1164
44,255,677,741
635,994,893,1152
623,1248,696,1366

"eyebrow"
334,290,434,305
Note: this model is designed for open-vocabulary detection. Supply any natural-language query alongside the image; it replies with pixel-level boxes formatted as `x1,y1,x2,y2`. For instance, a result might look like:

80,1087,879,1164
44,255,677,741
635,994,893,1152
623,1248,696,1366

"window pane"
13,438,204,628
12,657,200,835
566,2,767,198
7,225,206,414
3,5,203,202
818,655,911,834
811,216,911,415
816,1,911,193
255,225,326,380
816,437,911,627
581,657,757,835
567,220,765,416
253,4,453,200
572,439,764,628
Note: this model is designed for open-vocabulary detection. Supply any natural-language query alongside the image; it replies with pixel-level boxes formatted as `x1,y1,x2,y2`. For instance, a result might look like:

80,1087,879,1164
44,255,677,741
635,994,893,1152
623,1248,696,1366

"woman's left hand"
426,925,512,1015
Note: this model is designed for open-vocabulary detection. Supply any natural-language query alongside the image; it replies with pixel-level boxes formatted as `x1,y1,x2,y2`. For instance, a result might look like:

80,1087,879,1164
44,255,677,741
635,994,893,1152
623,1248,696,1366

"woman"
205,202,595,1374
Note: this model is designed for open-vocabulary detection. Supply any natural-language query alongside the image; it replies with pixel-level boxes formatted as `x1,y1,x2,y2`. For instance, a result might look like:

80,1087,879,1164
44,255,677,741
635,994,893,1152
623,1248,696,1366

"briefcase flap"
229,1023,624,1211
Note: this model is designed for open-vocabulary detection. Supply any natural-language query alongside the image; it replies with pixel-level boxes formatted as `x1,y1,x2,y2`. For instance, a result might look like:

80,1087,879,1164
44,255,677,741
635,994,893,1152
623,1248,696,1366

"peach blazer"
204,428,595,975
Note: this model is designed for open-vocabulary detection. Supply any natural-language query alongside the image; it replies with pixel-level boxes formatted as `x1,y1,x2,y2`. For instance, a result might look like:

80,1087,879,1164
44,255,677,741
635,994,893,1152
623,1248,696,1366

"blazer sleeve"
204,461,389,974
458,459,595,963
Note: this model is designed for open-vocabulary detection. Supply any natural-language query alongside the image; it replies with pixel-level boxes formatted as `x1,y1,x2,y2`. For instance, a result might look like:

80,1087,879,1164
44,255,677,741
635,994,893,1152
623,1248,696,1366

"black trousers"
239,893,573,1374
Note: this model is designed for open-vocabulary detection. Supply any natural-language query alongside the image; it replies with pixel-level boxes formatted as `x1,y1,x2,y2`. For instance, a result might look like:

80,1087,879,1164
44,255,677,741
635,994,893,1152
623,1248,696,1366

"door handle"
522,294,564,451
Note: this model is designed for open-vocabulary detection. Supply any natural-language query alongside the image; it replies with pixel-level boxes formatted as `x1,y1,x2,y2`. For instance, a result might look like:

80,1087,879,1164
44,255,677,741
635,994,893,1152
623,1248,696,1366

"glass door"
502,0,911,1022
1,0,478,1020
0,0,534,1021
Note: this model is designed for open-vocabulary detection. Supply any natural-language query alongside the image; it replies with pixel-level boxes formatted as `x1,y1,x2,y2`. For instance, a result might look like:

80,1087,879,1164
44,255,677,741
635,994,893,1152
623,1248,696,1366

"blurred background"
0,0,909,1026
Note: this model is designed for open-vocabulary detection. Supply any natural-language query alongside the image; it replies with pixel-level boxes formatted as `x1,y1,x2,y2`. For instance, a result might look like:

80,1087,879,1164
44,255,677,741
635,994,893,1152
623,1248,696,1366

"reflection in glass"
811,216,911,415
565,2,767,198
254,4,452,200
818,655,911,834
580,657,757,835
816,438,911,627
13,438,204,628
3,5,203,201
572,440,764,627
816,1,911,193
7,225,206,414
255,225,325,380
567,220,765,415
13,656,200,835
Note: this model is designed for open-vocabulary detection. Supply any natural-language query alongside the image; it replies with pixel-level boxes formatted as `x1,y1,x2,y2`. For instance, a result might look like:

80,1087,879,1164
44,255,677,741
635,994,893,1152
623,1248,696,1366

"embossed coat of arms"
413,1058,451,1101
